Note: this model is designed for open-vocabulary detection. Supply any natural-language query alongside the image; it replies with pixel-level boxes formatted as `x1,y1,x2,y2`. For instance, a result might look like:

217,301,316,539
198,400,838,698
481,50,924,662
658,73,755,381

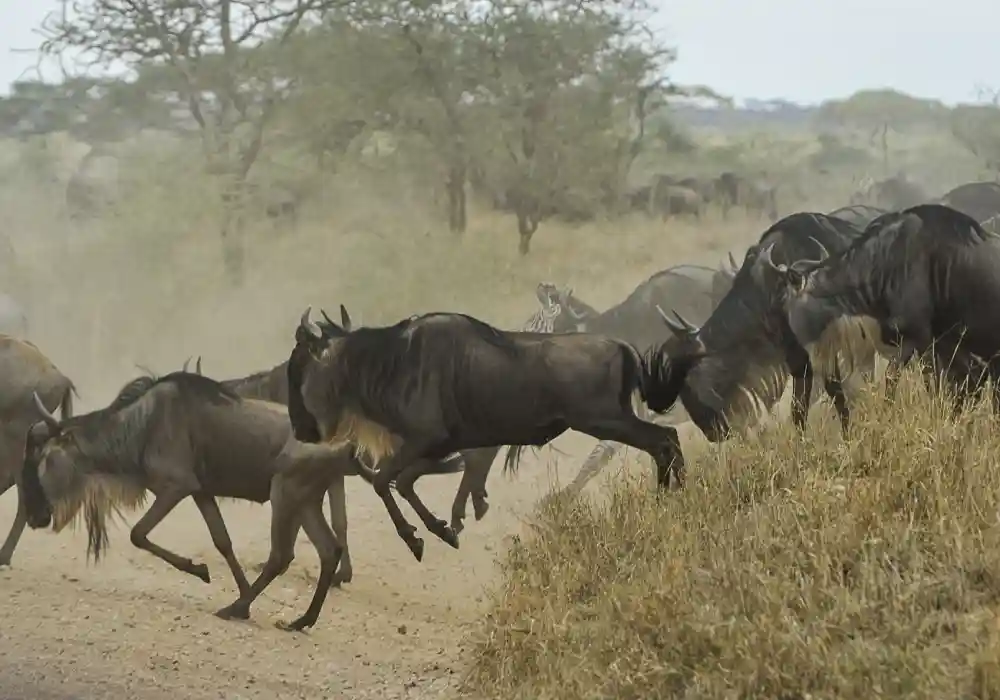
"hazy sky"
0,0,996,105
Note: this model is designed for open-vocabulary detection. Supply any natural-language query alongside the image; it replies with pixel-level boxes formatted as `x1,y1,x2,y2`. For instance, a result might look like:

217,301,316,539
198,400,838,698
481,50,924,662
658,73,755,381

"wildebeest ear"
340,304,352,332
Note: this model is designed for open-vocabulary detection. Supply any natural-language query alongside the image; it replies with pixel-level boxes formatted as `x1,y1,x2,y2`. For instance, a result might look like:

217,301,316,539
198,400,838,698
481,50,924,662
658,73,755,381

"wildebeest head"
22,377,154,533
288,305,353,442
650,214,860,441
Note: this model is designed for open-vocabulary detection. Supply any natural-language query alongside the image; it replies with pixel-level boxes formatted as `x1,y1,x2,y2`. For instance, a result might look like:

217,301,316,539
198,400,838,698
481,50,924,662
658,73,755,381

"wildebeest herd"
5,179,1000,633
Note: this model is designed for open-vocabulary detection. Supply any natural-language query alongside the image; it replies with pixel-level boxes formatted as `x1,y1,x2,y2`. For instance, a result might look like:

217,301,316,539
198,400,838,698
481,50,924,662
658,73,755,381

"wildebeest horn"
807,235,830,262
760,243,787,274
182,356,192,372
340,304,352,332
656,305,699,337
195,356,202,375
299,306,322,339
32,391,60,432
727,251,740,273
320,308,339,329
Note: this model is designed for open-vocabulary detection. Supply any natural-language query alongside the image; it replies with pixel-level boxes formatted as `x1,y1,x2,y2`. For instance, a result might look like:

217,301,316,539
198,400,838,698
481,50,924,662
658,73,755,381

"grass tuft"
466,368,1000,700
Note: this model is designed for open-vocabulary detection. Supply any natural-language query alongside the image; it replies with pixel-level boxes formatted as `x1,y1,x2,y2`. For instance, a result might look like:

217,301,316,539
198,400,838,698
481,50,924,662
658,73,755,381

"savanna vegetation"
3,0,1000,696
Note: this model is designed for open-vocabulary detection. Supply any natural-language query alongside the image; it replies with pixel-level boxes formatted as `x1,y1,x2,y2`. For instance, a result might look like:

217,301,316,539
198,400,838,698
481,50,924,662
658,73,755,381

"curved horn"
671,309,701,334
32,391,60,432
760,242,785,273
656,304,694,336
807,235,830,262
727,251,740,273
195,356,202,376
182,356,192,373
339,304,352,332
299,306,321,339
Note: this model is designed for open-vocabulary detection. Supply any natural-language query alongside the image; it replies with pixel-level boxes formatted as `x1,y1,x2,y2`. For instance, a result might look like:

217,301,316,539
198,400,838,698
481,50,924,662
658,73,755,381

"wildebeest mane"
317,314,535,455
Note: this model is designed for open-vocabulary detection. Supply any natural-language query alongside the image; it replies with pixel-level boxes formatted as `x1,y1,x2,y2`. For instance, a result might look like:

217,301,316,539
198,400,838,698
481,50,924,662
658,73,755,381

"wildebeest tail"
630,343,688,414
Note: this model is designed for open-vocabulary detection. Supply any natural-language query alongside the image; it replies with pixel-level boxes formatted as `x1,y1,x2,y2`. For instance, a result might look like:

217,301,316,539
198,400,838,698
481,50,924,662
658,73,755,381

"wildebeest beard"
27,373,237,561
672,280,794,441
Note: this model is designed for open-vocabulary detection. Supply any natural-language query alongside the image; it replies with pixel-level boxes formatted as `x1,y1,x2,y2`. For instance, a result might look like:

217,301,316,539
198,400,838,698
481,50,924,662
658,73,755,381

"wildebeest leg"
326,474,352,586
216,474,305,622
371,446,428,561
130,490,210,584
822,366,851,435
574,415,684,490
0,476,25,566
191,493,250,597
790,369,814,431
450,446,499,535
394,451,461,550
275,504,344,632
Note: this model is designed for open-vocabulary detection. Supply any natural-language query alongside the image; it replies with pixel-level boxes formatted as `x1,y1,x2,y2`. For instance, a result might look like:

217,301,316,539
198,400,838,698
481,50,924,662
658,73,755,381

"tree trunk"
219,179,248,285
516,209,539,255
446,162,467,234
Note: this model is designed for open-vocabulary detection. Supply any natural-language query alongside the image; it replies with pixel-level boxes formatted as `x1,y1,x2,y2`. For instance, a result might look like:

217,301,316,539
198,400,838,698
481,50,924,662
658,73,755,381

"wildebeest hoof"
450,517,465,536
190,562,211,584
330,570,353,588
214,603,250,621
406,537,425,562
275,617,312,633
473,499,490,521
440,527,460,550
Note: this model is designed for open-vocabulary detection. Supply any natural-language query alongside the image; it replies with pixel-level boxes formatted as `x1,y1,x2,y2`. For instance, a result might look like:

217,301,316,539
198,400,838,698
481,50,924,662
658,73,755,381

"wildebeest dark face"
22,420,57,528
287,305,352,442
654,246,799,441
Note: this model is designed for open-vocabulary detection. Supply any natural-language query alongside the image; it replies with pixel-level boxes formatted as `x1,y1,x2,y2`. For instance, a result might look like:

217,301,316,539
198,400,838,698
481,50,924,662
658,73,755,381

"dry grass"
466,368,1000,700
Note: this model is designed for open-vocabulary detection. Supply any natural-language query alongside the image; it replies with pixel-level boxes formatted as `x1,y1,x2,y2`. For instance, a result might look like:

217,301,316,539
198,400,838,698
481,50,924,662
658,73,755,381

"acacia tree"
37,0,347,283
468,1,674,254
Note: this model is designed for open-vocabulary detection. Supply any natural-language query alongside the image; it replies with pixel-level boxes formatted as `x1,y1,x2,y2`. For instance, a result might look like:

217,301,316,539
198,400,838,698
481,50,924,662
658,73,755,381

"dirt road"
0,430,686,699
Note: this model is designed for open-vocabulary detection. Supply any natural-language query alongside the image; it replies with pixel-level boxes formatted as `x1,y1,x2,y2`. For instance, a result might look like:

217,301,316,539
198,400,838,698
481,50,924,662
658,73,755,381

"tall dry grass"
466,367,1000,700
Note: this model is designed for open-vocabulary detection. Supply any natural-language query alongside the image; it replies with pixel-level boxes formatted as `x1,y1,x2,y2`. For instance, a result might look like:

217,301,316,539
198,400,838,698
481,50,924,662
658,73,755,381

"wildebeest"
710,172,779,221
646,212,876,454
287,307,682,561
937,181,1000,231
827,204,890,230
22,372,373,632
850,173,928,211
0,337,74,566
762,203,1000,409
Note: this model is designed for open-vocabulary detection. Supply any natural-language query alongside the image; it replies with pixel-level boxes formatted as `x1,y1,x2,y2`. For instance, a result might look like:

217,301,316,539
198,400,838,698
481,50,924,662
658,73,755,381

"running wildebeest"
937,181,1000,232
0,337,74,567
762,203,1000,410
646,212,877,456
287,306,682,561
22,371,374,632
827,204,890,230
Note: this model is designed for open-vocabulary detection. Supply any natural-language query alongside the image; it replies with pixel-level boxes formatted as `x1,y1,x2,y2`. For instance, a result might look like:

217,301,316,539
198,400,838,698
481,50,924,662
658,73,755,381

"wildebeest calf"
23,371,373,630
287,307,683,561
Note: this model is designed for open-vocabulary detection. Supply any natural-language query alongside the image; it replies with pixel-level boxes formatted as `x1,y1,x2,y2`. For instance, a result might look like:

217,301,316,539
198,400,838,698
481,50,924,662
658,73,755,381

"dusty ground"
0,423,703,699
